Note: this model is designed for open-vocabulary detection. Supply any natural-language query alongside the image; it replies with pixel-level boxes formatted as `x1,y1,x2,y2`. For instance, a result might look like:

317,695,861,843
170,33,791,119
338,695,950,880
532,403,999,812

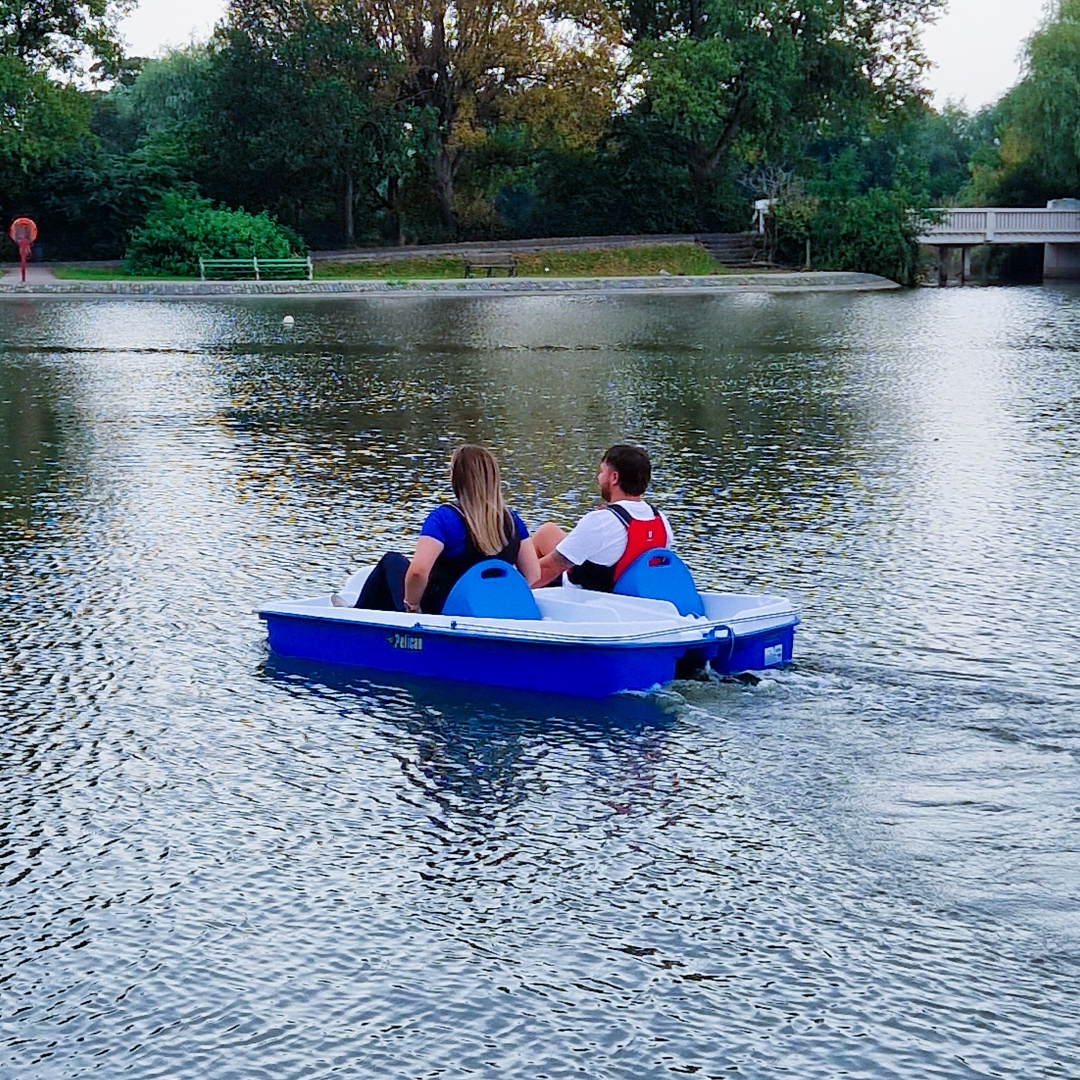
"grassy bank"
523,245,719,276
315,256,466,280
318,244,720,279
51,267,196,281
52,244,720,282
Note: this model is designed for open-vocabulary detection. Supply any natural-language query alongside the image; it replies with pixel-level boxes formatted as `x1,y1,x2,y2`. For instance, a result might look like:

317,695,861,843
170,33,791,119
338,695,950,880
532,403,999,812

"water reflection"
263,655,674,819
0,349,64,526
209,294,876,603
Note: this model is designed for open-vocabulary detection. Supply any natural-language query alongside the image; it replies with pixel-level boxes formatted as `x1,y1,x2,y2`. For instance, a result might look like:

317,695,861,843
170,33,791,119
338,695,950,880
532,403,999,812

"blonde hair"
451,445,511,556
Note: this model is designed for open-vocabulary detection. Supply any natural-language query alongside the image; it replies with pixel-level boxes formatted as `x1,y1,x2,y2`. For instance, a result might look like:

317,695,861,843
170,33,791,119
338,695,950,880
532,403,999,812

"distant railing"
199,257,313,281
918,209,1080,245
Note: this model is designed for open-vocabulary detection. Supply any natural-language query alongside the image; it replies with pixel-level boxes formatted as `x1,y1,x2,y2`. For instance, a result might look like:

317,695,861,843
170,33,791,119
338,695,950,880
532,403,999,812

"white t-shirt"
556,501,674,568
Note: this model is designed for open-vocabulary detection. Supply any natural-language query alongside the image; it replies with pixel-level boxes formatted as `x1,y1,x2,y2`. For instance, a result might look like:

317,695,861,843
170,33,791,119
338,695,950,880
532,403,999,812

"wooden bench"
462,254,518,278
199,257,313,281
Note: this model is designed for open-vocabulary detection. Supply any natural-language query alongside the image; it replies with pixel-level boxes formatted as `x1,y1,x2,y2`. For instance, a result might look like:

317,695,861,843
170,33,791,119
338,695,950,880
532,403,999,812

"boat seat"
442,560,543,620
612,548,705,617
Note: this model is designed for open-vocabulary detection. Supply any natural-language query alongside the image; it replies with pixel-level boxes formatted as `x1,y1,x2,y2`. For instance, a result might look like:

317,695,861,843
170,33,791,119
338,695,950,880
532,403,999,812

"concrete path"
1,263,57,283
0,271,901,297
0,272,898,298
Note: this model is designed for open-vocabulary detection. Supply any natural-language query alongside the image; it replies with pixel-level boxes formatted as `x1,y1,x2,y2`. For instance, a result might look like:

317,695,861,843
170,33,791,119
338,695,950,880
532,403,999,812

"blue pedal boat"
258,550,799,699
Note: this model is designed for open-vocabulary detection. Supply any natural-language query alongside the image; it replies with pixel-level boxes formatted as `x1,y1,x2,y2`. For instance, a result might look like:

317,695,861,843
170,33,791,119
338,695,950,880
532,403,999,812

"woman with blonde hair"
344,445,539,614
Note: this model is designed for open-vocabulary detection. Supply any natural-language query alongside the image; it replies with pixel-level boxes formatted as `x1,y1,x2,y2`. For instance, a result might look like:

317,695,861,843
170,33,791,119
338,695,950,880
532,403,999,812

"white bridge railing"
918,208,1080,245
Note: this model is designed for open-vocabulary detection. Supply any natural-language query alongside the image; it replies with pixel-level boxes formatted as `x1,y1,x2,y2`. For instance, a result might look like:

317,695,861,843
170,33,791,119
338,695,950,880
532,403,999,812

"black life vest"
567,503,665,593
421,505,521,614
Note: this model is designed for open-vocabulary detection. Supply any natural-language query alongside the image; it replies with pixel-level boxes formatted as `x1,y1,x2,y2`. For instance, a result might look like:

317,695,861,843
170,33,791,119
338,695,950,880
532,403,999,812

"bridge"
917,204,1080,283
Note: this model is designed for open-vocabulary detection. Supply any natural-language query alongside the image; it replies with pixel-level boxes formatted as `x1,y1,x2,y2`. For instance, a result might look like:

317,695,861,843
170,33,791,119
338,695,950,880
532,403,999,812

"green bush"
772,188,933,286
123,192,303,276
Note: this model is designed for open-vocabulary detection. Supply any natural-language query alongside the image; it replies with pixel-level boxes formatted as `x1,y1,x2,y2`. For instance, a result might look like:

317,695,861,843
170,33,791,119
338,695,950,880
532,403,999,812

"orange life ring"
9,217,38,244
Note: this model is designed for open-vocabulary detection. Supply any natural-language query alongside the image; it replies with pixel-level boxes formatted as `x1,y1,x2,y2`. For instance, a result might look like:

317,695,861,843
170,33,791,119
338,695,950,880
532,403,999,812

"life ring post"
8,217,39,283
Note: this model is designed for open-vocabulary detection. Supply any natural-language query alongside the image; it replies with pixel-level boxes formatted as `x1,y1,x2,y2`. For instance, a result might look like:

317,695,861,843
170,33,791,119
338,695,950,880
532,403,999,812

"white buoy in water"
283,315,295,325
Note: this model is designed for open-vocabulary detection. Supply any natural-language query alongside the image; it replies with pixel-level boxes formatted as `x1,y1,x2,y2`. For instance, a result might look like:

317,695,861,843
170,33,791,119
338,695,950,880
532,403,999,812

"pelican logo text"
388,633,423,652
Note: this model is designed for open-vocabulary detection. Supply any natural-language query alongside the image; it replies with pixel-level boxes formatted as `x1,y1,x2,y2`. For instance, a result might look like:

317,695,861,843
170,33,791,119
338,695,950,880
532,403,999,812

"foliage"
1009,0,1080,194
0,54,89,171
810,103,976,203
625,0,948,227
101,6,436,246
0,0,132,76
0,54,91,230
117,47,212,138
0,0,988,263
14,135,185,258
892,106,977,201
0,0,129,241
771,186,931,285
526,110,751,237
204,0,432,244
370,0,623,233
964,0,1080,205
123,192,302,276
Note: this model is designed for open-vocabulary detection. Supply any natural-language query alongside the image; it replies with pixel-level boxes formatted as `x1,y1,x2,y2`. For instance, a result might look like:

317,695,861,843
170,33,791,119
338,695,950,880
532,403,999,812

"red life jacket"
610,503,667,582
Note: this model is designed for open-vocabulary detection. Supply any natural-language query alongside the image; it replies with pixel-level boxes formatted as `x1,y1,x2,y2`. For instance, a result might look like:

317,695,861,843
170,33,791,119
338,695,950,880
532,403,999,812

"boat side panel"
261,613,686,698
716,623,797,675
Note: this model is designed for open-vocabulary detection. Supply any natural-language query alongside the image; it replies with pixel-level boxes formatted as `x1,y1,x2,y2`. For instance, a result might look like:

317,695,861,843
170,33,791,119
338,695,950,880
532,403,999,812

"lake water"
2,288,1078,1078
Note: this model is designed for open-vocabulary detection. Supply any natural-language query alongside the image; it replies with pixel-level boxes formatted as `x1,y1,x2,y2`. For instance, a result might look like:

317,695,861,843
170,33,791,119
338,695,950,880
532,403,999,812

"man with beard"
531,444,674,591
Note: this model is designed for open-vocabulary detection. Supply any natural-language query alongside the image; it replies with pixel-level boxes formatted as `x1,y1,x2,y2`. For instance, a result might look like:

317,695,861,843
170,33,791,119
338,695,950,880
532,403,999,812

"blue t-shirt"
420,505,529,559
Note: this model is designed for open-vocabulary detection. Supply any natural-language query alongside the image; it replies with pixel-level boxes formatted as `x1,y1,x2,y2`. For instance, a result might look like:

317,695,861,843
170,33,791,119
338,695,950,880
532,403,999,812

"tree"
369,0,623,232
0,0,133,76
107,46,215,171
801,100,975,205
1012,0,1080,194
0,53,89,201
966,0,1080,205
622,0,946,226
21,136,185,257
114,5,431,246
207,0,427,245
1,0,134,231
530,113,715,236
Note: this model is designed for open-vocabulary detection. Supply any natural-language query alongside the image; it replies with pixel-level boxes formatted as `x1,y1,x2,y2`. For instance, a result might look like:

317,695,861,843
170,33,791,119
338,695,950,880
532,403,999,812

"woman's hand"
404,536,444,612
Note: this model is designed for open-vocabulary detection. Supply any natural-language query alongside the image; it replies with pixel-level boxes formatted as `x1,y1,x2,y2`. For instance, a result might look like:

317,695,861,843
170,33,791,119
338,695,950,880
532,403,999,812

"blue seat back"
612,548,705,616
442,560,543,620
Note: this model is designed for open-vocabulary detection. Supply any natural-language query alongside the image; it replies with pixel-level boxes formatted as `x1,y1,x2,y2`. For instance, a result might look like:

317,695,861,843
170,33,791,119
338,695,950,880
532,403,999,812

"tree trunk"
689,0,704,39
386,175,402,245
688,94,752,229
344,168,355,245
434,148,456,234
689,149,717,230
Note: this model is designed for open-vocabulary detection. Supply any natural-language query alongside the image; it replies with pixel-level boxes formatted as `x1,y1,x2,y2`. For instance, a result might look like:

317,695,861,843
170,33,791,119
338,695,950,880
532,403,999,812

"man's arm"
533,547,573,589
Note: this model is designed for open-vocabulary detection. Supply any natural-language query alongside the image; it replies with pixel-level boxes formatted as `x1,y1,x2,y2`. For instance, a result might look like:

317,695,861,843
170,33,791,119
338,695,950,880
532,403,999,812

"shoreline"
0,271,900,297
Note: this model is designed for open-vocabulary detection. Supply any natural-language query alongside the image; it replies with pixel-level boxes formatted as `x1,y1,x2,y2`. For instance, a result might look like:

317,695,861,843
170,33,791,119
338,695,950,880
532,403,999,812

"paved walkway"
0,271,900,297
0,263,58,283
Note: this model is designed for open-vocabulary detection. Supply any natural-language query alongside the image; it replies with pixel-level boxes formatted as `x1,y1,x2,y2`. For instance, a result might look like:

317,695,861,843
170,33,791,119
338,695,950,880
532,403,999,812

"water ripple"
2,289,1079,1078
